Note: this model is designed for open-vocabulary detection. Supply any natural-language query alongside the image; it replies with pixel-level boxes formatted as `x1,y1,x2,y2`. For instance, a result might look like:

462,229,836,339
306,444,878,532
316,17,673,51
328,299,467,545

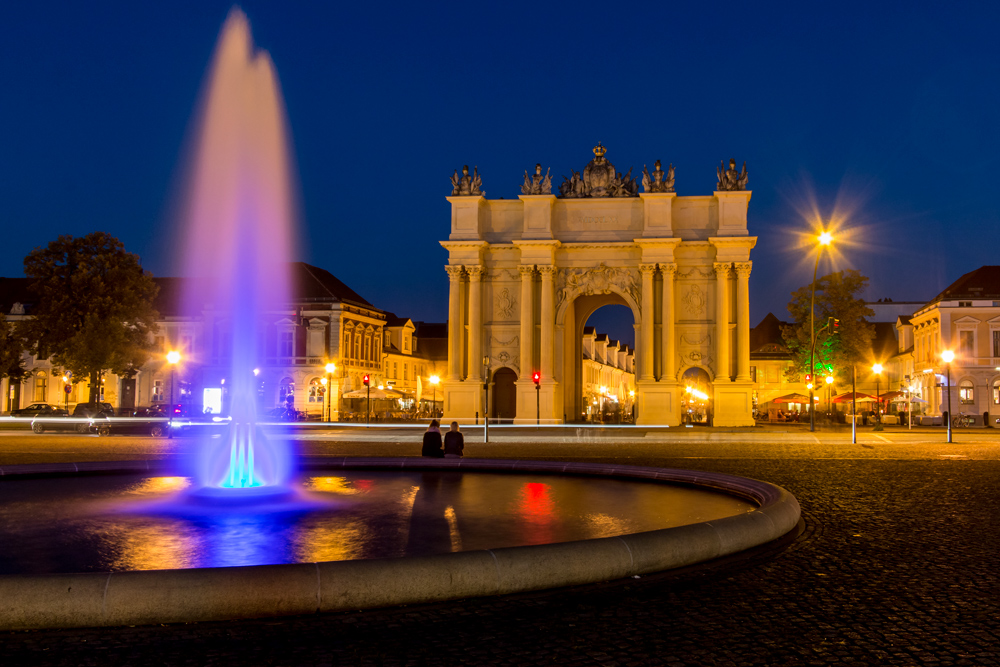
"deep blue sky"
2,1,998,347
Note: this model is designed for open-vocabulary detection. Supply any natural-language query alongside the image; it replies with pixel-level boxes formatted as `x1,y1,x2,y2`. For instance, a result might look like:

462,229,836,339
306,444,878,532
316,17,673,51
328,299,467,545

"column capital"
467,265,485,280
445,265,464,280
518,265,536,278
537,265,557,278
659,262,678,276
733,261,752,278
639,263,657,276
712,262,733,278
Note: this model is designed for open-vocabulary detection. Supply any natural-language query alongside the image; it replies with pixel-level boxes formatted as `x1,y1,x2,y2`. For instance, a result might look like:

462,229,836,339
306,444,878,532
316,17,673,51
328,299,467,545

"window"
344,333,352,358
33,372,47,402
993,380,1000,405
308,378,325,403
152,380,164,403
403,363,408,381
154,336,165,353
993,330,1000,357
280,331,293,357
960,330,975,357
354,334,361,361
959,301,972,307
393,361,398,378
364,335,371,362
960,379,975,405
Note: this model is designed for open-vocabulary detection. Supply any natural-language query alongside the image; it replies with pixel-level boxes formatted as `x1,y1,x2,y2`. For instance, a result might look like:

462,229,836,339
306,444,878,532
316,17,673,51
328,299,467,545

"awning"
770,393,816,404
342,387,405,399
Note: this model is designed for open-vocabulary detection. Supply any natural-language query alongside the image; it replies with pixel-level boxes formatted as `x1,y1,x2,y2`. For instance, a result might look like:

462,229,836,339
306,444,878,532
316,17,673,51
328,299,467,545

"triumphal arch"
440,145,756,426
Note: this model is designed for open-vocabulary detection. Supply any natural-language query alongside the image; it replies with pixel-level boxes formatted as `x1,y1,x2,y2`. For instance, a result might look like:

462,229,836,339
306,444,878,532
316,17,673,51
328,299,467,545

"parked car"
10,403,68,418
32,401,114,434
94,406,169,437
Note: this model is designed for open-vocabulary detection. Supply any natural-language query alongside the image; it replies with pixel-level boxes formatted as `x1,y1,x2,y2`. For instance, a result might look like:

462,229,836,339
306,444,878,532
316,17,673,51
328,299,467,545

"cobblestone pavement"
2,436,999,666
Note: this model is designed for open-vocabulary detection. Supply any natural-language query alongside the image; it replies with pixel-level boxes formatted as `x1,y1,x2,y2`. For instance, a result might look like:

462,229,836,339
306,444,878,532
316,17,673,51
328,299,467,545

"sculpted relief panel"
494,287,517,320
556,263,640,311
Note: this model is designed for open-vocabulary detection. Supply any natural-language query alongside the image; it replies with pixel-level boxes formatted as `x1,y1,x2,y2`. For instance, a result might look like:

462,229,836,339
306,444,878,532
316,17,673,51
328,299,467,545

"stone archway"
491,367,517,421
439,143,758,426
559,291,639,423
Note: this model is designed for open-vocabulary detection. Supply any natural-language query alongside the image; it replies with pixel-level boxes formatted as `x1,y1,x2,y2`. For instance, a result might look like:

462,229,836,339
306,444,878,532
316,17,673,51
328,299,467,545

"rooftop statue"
642,160,675,193
521,163,552,195
609,167,638,197
559,169,586,198
559,143,638,198
450,165,484,196
716,159,748,191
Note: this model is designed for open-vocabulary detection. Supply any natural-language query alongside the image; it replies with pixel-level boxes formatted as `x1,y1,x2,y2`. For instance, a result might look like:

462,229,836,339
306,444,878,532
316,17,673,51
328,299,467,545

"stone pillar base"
514,381,562,425
440,381,481,423
636,380,682,426
712,381,754,427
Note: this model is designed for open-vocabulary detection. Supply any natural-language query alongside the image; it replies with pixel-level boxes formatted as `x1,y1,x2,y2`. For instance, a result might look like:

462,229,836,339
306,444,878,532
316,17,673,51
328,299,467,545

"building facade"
440,145,757,426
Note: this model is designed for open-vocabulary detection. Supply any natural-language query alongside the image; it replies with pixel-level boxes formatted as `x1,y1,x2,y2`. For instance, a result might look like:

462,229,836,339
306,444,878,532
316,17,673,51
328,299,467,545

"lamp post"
809,230,833,432
872,363,883,426
482,357,490,443
324,363,336,423
166,350,180,439
942,350,954,443
429,375,440,418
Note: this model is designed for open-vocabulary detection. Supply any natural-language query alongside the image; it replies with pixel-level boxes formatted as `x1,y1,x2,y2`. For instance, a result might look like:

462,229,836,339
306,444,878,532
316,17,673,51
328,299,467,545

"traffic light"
532,371,541,386
805,373,812,383
363,374,370,386
828,317,840,334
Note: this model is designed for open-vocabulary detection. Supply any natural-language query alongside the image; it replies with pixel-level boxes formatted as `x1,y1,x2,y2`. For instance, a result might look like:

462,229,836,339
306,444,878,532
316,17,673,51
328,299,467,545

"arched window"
34,371,47,402
993,379,1000,405
960,379,975,405
308,378,325,403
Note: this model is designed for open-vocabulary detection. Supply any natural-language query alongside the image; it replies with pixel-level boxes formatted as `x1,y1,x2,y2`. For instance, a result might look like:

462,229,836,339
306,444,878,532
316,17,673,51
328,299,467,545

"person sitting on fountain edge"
422,420,444,458
444,421,464,459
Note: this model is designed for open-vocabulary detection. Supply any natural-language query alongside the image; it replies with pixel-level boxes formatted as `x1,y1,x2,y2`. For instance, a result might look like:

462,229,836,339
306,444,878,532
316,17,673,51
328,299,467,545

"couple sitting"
421,420,464,458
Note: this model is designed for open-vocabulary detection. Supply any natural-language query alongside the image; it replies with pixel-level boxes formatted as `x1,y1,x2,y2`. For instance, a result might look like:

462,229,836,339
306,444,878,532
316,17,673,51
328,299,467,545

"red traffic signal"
363,374,370,386
532,371,541,385
805,373,812,383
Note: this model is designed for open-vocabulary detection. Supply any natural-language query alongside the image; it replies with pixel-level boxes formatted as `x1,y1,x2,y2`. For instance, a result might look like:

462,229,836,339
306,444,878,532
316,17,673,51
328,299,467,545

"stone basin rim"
0,457,801,630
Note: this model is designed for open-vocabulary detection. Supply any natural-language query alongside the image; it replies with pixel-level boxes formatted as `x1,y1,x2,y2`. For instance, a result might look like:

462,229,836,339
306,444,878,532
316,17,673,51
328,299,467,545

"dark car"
10,403,68,418
94,406,169,437
31,401,115,434
73,402,115,418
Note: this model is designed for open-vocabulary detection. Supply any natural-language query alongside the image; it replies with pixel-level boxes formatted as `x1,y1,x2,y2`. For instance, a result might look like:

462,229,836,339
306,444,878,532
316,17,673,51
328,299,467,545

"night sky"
3,1,998,347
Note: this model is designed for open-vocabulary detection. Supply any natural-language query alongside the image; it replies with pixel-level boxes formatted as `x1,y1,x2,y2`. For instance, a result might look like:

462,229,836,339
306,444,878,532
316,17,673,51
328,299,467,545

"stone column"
660,263,677,381
639,264,656,380
714,262,731,381
466,266,484,381
734,262,752,381
445,265,464,381
538,265,556,381
519,265,535,379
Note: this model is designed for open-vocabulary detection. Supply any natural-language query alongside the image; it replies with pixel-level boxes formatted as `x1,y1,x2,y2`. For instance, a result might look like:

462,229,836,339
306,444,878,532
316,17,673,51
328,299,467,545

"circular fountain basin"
0,458,800,629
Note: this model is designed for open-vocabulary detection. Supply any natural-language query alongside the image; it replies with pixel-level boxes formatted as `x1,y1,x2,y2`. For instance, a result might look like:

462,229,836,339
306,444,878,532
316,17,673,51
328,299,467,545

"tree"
782,269,876,384
0,313,27,385
18,232,160,402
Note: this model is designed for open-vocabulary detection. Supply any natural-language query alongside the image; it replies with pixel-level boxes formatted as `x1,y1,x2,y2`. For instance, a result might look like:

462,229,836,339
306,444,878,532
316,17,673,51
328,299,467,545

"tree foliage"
0,314,27,383
782,269,875,383
18,232,159,401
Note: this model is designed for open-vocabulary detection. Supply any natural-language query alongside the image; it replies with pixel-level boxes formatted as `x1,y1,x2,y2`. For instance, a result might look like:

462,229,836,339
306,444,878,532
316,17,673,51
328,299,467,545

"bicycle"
951,413,975,428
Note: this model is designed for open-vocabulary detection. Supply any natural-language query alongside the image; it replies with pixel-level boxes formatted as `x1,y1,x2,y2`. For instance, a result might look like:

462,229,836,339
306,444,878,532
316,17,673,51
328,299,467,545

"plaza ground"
1,425,998,665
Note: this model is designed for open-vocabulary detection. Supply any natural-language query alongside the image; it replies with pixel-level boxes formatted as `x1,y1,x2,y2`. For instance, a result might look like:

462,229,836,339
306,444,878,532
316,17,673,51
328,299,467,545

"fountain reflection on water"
178,8,298,495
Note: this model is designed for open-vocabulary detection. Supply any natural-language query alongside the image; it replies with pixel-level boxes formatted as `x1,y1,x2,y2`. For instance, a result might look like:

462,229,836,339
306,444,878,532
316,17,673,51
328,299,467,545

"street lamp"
166,350,181,439
324,362,336,423
872,363,883,426
809,230,833,432
942,350,954,443
429,375,440,418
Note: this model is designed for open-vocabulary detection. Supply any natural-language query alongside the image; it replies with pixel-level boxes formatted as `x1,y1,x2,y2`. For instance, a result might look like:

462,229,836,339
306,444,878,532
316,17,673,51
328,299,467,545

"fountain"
0,9,800,630
178,8,296,495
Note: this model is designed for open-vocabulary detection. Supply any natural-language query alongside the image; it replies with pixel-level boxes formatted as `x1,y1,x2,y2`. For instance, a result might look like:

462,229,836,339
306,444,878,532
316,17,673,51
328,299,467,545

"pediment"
953,315,981,325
